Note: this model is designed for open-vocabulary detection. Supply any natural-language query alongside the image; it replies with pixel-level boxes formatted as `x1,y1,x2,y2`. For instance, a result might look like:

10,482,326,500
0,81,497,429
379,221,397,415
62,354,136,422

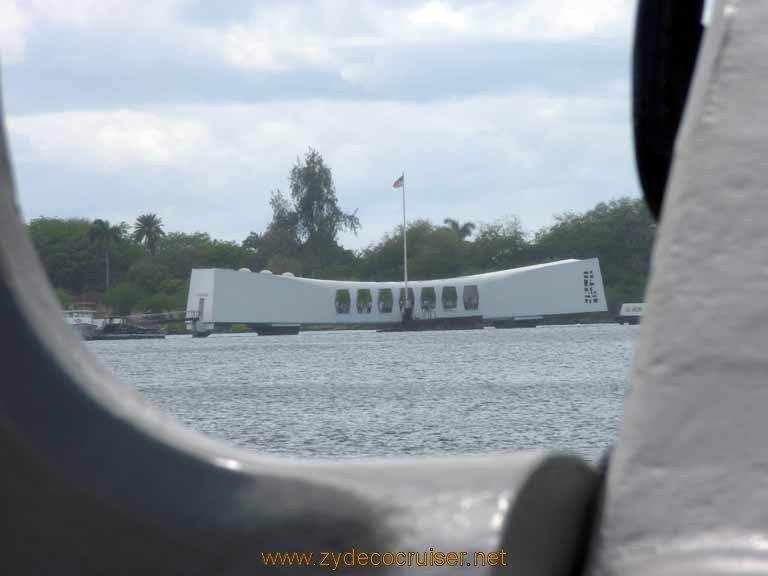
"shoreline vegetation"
31,149,655,331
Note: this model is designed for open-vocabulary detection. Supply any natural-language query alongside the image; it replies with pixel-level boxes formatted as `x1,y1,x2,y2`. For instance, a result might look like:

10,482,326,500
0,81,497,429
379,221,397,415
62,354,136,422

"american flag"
392,174,404,188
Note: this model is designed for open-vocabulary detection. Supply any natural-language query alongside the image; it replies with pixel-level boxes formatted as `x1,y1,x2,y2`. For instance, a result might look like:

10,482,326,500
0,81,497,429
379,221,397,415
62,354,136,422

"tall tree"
133,213,165,256
443,218,476,240
88,219,127,289
289,148,360,246
246,190,302,273
470,216,529,271
28,217,95,293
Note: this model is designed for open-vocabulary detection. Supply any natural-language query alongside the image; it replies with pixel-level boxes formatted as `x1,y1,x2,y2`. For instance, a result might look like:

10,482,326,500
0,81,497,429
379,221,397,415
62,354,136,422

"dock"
90,333,166,341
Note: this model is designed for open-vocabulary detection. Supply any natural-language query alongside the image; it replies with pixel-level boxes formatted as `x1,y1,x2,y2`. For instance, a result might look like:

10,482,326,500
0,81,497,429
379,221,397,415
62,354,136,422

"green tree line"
30,148,656,315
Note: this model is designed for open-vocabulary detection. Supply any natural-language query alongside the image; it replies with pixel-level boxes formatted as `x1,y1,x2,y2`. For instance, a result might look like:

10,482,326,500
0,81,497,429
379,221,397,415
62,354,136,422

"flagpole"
401,171,409,319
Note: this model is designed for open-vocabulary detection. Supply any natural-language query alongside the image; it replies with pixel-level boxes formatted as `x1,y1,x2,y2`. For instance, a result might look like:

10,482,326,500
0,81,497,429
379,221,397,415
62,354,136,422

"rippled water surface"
89,324,638,460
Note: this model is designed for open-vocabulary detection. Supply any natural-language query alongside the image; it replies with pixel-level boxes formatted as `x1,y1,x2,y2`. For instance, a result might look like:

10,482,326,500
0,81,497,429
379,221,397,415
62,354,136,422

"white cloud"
199,15,338,72
482,0,633,40
9,91,619,171
0,0,180,61
26,0,173,28
407,1,468,33
402,0,633,42
2,0,636,247
9,110,208,169
183,0,633,75
0,0,29,62
2,0,632,71
8,89,633,247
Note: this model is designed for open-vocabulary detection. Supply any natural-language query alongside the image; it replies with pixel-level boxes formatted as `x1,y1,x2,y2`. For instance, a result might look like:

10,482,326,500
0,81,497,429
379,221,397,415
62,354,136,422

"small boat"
63,305,166,340
62,304,102,340
616,302,644,325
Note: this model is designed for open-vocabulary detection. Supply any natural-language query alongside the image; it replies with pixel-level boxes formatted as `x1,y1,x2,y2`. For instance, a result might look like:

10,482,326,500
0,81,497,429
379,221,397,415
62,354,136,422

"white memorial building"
186,258,607,334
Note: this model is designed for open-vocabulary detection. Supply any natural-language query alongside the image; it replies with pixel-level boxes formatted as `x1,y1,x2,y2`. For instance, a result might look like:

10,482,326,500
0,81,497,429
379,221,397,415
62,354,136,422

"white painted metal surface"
618,303,645,317
590,1,768,574
186,258,607,325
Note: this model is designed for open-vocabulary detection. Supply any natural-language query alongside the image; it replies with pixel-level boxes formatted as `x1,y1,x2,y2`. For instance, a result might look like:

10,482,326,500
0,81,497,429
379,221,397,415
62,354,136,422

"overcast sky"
1,0,638,250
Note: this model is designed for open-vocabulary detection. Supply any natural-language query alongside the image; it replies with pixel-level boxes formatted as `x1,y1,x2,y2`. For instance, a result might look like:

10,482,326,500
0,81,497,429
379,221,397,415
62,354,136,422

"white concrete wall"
186,258,607,325
185,269,215,324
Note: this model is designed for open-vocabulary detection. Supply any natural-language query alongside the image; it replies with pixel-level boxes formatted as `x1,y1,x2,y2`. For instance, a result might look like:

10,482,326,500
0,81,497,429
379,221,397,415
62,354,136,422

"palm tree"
89,219,126,290
443,218,476,240
133,213,165,256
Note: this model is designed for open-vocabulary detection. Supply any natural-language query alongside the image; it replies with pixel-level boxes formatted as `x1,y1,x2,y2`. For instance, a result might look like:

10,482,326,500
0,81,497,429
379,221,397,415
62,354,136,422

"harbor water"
88,324,638,460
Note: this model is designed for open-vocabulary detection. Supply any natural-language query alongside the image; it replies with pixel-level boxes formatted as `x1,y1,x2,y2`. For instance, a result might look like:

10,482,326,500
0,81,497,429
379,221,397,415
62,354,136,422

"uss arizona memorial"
186,258,607,334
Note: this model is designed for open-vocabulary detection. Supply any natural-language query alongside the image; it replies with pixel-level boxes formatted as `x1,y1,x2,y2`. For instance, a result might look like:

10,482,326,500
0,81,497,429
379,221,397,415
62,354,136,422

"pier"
64,307,201,340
